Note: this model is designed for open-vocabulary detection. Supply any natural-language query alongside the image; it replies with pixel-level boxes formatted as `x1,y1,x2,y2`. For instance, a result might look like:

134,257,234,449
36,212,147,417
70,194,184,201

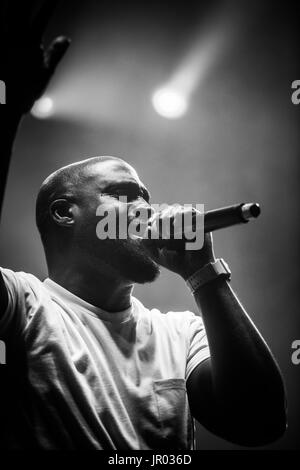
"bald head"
35,155,128,245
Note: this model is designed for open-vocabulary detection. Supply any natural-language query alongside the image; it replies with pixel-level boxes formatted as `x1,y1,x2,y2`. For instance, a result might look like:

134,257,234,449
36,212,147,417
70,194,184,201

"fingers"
45,36,71,76
33,36,70,99
30,0,59,42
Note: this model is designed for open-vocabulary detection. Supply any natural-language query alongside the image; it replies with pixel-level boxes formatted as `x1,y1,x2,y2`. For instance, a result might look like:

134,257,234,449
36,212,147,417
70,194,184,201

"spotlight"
152,88,188,119
31,96,54,119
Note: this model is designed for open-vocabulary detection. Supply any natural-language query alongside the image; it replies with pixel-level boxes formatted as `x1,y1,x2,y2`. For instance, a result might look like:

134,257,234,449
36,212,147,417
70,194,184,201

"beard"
114,238,160,283
75,213,161,284
90,237,161,284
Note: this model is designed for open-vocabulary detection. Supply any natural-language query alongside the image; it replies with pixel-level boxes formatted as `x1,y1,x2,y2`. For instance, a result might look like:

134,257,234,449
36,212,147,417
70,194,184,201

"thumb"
45,36,71,77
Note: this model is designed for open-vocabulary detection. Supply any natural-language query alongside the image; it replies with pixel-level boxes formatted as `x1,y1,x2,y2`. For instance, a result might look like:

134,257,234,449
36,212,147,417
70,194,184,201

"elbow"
239,410,287,447
235,373,288,447
251,383,288,446
229,395,288,447
218,379,288,447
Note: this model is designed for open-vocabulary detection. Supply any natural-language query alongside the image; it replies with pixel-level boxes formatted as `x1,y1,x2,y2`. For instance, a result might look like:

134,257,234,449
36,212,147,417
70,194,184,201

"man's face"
72,158,160,284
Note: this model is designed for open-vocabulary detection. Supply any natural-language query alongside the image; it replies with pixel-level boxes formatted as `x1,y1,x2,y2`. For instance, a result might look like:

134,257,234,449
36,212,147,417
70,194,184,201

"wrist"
193,276,229,298
181,256,217,281
185,258,231,294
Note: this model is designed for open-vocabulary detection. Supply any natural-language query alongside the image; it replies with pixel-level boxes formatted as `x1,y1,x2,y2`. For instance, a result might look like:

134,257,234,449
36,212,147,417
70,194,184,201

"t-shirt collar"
43,277,134,324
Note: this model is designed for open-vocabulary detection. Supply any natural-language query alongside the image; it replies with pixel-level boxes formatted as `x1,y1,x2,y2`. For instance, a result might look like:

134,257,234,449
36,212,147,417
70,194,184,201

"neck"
48,265,134,313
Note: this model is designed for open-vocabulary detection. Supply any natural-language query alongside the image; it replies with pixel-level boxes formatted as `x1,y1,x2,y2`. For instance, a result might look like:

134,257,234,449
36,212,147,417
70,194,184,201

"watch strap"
186,258,231,294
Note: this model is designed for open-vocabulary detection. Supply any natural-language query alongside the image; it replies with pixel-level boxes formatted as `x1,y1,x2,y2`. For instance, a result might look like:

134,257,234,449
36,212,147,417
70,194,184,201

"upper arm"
186,358,224,435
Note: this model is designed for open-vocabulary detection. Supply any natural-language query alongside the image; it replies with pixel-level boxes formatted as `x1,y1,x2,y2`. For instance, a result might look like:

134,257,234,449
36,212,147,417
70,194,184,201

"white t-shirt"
0,268,210,450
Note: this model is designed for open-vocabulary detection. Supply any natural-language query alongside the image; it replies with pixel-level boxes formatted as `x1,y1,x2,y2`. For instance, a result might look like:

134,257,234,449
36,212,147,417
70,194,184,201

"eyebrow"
103,181,151,202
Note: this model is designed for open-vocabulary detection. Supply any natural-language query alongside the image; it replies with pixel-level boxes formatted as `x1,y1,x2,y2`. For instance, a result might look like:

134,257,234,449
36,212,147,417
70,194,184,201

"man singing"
0,1,286,450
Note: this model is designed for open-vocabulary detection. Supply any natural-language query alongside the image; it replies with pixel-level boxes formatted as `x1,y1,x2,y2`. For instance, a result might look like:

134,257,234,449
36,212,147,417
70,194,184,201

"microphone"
204,202,261,233
145,202,261,249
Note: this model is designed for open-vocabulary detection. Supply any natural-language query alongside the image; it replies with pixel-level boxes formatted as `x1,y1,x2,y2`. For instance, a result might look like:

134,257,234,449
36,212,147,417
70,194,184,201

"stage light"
152,88,188,119
31,96,54,119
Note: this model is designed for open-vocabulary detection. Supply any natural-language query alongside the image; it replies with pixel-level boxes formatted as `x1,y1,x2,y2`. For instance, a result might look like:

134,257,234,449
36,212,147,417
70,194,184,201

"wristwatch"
186,258,231,294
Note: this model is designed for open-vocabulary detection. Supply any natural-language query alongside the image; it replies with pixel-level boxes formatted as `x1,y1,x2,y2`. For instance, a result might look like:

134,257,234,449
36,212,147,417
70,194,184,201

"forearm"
193,278,286,418
151,192,286,443
0,1,70,220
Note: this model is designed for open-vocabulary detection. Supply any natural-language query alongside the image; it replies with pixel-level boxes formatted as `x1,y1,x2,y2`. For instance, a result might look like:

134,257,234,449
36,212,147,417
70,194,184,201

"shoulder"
0,267,45,296
0,267,49,318
0,268,48,336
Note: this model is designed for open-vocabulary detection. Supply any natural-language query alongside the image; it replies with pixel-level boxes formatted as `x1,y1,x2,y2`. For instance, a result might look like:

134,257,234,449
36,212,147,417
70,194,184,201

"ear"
50,199,75,227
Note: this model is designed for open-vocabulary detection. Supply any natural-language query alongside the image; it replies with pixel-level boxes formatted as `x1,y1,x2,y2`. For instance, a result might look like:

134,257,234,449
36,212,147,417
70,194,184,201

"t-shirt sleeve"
185,312,210,381
0,267,27,338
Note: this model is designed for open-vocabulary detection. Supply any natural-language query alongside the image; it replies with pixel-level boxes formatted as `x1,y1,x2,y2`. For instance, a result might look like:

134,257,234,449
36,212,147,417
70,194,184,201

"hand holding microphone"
145,202,261,250
143,202,261,280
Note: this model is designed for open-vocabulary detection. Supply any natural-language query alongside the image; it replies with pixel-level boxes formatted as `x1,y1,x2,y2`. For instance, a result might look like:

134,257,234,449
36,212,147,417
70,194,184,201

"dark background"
0,0,299,449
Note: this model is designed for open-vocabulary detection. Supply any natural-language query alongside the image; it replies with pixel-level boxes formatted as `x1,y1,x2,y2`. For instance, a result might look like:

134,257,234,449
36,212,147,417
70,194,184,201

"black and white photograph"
0,0,299,454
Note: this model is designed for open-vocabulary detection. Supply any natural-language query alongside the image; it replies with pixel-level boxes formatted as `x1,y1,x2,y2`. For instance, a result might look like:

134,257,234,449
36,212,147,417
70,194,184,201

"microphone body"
204,203,261,233
148,203,261,249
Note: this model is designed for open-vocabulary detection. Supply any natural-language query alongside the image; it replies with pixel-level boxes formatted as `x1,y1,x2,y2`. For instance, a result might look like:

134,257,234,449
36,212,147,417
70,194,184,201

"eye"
129,192,143,202
100,191,140,202
100,185,149,202
118,188,141,202
100,192,118,199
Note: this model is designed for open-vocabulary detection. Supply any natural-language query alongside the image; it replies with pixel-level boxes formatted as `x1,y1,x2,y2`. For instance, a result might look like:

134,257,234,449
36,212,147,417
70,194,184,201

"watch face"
219,259,231,275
